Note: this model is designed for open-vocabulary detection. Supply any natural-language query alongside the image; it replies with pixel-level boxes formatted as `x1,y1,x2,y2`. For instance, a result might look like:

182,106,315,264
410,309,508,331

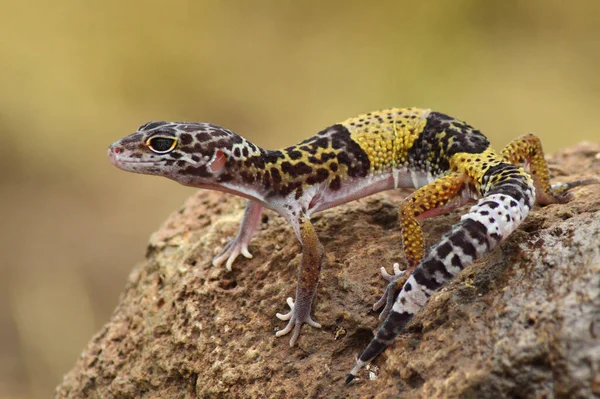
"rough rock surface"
56,143,600,399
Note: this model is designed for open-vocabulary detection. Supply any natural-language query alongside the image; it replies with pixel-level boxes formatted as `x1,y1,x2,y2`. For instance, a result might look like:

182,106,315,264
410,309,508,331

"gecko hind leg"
374,173,469,320
501,133,600,204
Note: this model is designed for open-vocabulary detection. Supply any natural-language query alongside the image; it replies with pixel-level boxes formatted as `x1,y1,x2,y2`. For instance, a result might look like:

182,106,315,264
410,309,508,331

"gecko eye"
146,136,177,154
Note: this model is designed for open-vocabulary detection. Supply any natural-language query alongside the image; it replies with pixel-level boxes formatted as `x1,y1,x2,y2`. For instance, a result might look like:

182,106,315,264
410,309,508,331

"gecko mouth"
108,150,167,169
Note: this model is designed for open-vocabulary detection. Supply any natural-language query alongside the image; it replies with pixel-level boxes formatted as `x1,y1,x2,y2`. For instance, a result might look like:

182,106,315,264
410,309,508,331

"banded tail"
346,163,535,384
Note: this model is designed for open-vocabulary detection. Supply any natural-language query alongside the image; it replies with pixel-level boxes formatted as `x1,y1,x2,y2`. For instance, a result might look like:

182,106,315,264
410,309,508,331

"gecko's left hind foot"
548,178,600,203
372,263,407,321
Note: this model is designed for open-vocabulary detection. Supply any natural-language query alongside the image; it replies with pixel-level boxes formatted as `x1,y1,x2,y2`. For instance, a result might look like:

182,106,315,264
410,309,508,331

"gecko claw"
380,263,403,282
275,297,296,321
275,297,321,346
372,263,406,320
212,238,253,271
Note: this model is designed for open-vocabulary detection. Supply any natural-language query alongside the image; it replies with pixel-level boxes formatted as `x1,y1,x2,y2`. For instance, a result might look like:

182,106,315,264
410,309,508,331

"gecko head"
108,121,241,185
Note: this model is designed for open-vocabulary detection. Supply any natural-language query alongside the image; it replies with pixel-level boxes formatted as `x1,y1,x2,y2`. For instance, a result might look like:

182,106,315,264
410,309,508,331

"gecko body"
108,108,598,383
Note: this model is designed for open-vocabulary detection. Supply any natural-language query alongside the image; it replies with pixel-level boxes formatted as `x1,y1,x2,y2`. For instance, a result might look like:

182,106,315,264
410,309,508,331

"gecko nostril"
113,147,122,154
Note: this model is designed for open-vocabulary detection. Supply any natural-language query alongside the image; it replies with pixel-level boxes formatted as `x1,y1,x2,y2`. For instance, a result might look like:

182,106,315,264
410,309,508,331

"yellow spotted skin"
340,108,429,172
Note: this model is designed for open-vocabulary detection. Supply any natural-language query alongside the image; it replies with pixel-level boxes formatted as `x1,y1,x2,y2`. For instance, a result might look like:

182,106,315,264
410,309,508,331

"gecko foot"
212,236,253,271
275,297,321,346
548,178,600,203
372,263,407,321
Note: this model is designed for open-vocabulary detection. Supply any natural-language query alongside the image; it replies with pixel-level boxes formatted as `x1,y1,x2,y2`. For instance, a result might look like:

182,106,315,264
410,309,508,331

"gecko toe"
274,296,319,345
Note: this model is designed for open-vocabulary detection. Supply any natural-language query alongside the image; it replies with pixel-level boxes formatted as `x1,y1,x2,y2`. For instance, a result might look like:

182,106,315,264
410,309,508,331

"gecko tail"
346,166,535,383
345,311,412,384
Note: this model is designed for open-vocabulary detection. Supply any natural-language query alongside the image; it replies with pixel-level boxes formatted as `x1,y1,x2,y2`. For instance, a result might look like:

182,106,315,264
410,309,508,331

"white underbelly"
311,168,429,213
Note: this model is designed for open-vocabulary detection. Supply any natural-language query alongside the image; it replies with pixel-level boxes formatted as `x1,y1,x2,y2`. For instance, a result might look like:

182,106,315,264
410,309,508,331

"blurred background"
1,1,599,397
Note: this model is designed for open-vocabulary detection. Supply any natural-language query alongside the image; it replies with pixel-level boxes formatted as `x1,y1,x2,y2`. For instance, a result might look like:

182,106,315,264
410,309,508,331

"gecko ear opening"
209,150,227,172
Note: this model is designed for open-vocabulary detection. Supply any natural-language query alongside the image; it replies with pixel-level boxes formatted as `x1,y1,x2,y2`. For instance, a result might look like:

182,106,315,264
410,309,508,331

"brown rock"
56,143,600,399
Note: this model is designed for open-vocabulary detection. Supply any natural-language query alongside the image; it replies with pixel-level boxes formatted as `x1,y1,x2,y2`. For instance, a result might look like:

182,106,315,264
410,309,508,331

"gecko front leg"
213,200,263,271
275,213,323,346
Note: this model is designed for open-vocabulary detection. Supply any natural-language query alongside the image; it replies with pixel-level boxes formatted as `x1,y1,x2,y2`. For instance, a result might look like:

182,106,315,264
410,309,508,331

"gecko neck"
179,134,289,204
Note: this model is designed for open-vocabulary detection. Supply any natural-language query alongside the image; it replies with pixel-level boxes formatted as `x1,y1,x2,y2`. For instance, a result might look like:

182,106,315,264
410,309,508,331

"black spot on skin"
412,266,443,290
191,155,200,162
306,168,329,185
191,143,203,153
329,176,341,191
510,200,518,208
218,173,233,182
165,160,175,166
233,147,241,157
308,156,323,164
245,155,265,169
263,172,271,189
179,133,193,145
270,168,282,184
169,152,183,159
480,210,489,216
482,201,500,209
489,185,525,204
176,160,187,167
321,153,336,162
490,232,502,241
263,150,286,164
239,171,255,184
404,282,412,291
313,137,329,149
202,139,235,154
242,147,249,157
449,233,477,259
281,161,313,177
451,254,463,269
277,181,301,197
337,152,354,171
329,162,338,172
286,149,303,160
295,187,303,200
436,242,453,259
332,136,345,149
195,132,212,142
463,219,490,248
426,259,453,281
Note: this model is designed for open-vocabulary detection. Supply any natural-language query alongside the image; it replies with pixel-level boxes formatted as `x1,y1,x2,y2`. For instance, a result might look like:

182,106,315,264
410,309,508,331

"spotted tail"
345,164,535,384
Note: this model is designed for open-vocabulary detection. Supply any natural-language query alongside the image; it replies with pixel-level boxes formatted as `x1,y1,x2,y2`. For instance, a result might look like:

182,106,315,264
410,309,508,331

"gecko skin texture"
108,108,599,384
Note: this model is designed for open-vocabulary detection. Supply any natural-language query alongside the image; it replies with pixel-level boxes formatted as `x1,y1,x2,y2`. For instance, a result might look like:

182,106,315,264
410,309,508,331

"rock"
55,143,600,399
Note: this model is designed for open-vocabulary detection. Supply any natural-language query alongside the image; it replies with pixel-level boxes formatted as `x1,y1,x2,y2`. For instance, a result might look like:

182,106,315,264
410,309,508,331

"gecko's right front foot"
212,236,253,271
372,263,407,320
